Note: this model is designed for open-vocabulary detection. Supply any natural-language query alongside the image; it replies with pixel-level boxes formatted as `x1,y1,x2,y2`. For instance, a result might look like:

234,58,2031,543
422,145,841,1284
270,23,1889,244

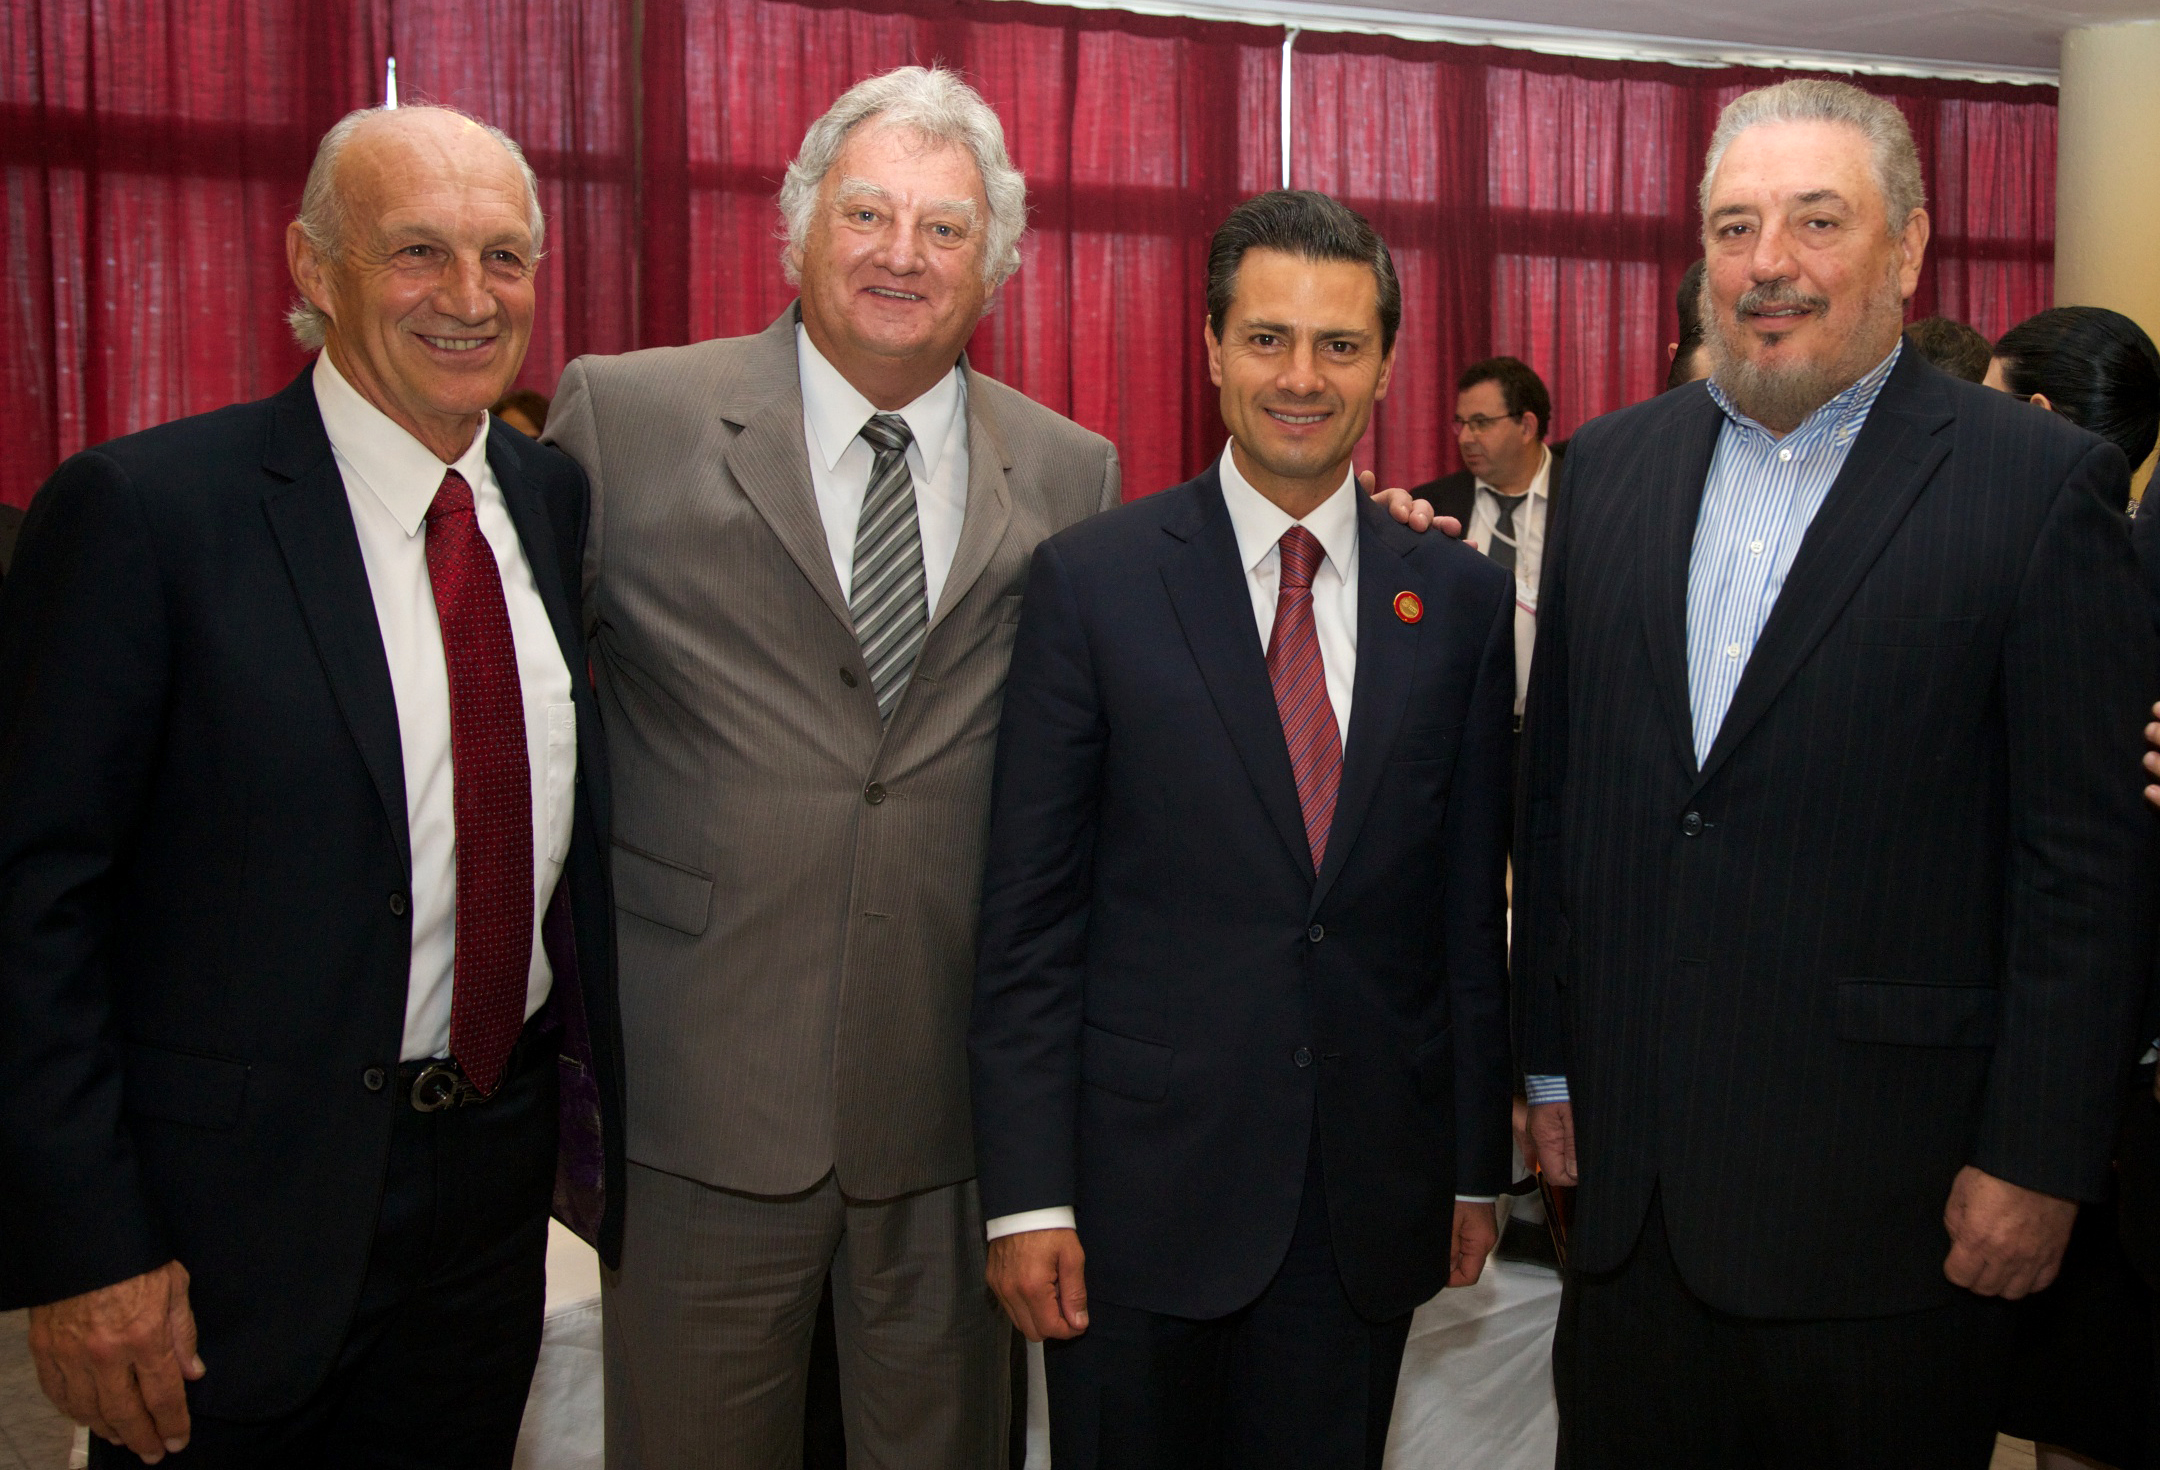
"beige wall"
2056,19,2160,497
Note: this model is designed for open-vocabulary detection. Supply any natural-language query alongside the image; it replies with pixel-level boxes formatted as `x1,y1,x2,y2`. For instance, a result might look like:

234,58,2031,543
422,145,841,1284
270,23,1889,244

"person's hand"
1360,470,1463,539
986,1228,1090,1342
29,1260,204,1463
1941,1165,2077,1299
2142,701,2160,810
1450,1200,1498,1287
1527,1100,1577,1186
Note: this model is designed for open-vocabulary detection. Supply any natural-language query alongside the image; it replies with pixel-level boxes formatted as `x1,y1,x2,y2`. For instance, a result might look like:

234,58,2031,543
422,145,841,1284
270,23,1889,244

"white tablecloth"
516,1223,1560,1470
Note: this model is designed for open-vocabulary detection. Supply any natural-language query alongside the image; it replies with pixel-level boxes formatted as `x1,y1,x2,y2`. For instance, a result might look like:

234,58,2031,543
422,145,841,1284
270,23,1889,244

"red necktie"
1267,526,1342,873
425,469,533,1096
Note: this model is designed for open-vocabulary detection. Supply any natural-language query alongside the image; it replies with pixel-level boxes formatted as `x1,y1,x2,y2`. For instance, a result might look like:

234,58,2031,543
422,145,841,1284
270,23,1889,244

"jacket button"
1681,811,1705,837
1294,1047,1313,1068
389,892,407,916
1308,924,1325,943
864,782,886,805
362,1067,387,1092
840,668,859,688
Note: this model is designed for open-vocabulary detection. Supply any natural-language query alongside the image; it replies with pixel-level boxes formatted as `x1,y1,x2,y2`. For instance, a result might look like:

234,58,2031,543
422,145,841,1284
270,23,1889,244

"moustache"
1734,281,1830,318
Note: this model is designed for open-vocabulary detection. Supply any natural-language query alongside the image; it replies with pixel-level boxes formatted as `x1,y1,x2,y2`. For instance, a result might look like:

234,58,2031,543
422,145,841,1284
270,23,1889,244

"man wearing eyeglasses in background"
1407,357,1560,726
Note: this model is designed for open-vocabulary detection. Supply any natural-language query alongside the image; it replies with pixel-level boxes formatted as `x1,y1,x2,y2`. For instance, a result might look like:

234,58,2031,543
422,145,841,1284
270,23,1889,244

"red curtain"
0,0,2056,509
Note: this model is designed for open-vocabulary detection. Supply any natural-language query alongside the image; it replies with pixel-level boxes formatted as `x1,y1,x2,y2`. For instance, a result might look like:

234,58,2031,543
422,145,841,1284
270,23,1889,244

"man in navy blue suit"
968,191,1517,1468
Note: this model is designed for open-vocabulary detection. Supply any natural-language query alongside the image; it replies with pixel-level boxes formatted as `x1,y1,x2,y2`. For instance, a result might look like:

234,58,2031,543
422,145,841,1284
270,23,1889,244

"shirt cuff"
1455,1195,1497,1204
1524,1074,1570,1105
985,1207,1077,1241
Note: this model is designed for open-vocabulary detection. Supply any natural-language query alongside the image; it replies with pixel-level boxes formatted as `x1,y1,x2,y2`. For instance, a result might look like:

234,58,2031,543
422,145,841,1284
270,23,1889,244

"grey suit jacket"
549,305,1119,1199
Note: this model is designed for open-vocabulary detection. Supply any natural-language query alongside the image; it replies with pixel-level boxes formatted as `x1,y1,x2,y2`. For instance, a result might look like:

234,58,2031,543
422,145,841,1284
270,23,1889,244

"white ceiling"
1284,0,2160,76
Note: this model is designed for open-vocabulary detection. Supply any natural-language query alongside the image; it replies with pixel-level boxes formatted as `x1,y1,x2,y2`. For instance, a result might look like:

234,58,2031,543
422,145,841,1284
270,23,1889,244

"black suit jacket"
1406,440,1566,549
1515,354,2158,1319
0,501,22,585
971,469,1516,1322
0,370,626,1418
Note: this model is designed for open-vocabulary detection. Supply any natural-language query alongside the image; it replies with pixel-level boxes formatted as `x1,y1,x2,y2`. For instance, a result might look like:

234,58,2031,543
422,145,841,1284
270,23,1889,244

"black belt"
396,1016,557,1113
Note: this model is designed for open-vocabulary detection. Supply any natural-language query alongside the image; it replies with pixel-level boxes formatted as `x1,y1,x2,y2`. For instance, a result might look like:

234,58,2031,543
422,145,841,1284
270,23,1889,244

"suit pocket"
123,1042,249,1131
1080,1023,1173,1102
1835,978,1998,1047
612,842,713,936
1391,720,1464,765
1848,615,1978,648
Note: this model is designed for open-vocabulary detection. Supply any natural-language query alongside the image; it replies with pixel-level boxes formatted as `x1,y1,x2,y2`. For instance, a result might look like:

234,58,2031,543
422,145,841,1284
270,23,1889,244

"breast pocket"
544,703,576,864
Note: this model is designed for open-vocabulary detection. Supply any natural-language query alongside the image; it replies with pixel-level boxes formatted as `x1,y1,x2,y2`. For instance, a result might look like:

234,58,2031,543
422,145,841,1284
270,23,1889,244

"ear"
287,220,336,325
1372,342,1397,403
1522,411,1542,443
2030,391,2055,415
1205,317,1225,389
1894,207,1931,301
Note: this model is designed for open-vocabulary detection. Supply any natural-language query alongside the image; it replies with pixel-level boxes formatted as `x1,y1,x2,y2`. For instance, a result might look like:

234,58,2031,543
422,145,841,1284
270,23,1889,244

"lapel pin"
1394,591,1423,624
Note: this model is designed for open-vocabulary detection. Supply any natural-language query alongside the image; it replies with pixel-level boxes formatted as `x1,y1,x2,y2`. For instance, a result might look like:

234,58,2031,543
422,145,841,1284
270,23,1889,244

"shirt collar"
1706,339,1902,452
796,323,965,477
312,351,492,537
1475,442,1553,502
1217,444,1360,580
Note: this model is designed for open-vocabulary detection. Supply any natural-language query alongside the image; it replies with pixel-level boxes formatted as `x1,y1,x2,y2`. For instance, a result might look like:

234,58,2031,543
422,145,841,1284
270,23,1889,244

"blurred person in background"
1666,258,1711,390
491,388,551,438
1904,315,1992,384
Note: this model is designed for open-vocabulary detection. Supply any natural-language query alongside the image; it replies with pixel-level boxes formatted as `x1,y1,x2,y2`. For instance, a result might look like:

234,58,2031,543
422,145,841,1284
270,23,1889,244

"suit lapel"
1691,355,1951,792
720,308,855,634
1160,472,1312,875
1638,387,1725,778
931,361,1014,629
488,433,582,673
1310,500,1419,913
259,371,411,875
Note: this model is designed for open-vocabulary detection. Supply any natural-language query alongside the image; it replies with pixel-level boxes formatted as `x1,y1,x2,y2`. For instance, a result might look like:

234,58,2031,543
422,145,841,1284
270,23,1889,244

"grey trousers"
603,1162,1010,1469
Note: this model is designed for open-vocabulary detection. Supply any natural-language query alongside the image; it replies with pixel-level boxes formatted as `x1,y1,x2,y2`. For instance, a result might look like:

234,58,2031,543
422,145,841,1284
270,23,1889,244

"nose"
435,250,496,324
874,214,927,276
1747,216,1799,283
1278,341,1324,397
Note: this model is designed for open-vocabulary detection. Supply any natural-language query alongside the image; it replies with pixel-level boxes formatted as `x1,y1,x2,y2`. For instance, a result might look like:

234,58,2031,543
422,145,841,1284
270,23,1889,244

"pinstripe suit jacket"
548,306,1119,1198
1515,352,2159,1318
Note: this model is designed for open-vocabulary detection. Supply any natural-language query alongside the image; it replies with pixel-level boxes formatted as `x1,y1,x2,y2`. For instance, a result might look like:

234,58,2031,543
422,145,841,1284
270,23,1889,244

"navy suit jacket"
0,370,625,1418
970,466,1516,1323
1515,354,2157,1318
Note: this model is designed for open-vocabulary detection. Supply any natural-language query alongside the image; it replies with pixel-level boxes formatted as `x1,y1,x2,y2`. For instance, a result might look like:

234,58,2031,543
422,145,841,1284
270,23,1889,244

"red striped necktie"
1267,525,1342,874
424,469,534,1096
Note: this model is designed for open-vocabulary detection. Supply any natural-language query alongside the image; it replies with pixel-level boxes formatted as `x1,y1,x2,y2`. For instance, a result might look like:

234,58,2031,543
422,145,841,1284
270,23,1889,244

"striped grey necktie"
850,413,928,723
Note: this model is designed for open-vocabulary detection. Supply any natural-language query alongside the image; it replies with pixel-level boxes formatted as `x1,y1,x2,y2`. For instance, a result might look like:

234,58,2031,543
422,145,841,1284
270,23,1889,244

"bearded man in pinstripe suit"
1515,78,2157,1467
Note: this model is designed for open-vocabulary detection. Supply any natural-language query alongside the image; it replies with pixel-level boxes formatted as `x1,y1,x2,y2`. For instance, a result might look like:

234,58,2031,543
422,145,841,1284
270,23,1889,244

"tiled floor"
0,1304,2057,1469
0,1312,75,1470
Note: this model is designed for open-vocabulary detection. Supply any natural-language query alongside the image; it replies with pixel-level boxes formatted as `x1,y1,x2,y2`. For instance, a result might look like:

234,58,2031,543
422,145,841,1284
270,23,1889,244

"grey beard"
1703,269,1905,433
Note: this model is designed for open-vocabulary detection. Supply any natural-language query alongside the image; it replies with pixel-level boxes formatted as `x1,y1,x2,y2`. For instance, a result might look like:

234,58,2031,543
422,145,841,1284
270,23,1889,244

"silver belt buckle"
409,1060,467,1112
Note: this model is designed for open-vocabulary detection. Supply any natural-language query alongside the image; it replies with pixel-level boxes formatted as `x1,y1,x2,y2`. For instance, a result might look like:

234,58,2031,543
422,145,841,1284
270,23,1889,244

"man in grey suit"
544,68,1118,1466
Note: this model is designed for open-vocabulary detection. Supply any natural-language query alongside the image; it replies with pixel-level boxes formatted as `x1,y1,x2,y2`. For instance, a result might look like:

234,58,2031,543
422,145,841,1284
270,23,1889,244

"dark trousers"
95,1038,560,1469
1043,1144,1411,1470
1554,1189,2012,1470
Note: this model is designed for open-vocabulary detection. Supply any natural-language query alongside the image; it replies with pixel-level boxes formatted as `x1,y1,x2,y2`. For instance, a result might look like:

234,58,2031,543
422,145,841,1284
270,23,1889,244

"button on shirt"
1464,444,1552,711
1522,341,1901,1110
314,353,575,1063
797,324,970,618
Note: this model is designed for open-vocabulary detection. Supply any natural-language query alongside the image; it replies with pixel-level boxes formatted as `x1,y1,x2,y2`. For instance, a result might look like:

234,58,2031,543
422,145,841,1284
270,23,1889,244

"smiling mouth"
419,335,493,353
1265,409,1330,426
866,287,926,302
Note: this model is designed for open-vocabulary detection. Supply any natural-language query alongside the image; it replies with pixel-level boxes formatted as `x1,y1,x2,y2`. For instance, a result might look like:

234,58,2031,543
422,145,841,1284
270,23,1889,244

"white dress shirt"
1462,444,1551,712
797,325,970,618
986,450,1482,1241
314,353,576,1063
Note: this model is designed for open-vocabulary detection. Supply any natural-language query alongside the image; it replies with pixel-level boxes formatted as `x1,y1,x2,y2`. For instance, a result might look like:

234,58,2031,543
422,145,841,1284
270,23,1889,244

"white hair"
778,67,1027,288
286,104,546,350
1700,78,1926,237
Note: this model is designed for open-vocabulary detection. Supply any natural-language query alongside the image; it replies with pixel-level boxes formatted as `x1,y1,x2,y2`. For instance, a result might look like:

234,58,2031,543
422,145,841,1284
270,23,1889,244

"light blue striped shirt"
1523,343,1901,1111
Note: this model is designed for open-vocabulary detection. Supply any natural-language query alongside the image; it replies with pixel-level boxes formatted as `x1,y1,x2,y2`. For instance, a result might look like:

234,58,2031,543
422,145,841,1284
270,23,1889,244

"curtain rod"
977,0,2059,86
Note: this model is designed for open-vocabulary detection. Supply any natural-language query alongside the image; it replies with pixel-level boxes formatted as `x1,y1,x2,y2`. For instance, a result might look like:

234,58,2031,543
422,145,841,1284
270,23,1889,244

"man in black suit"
1515,78,2155,1465
1406,358,1557,721
970,191,1515,1468
0,105,624,1467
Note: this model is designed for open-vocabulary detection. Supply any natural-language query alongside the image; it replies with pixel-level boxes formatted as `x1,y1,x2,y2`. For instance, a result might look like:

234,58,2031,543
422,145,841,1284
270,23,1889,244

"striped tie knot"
1279,524,1324,590
859,413,913,455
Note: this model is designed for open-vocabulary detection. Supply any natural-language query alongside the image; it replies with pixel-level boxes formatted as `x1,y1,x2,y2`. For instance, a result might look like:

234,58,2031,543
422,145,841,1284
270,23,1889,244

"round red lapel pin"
1394,590,1424,624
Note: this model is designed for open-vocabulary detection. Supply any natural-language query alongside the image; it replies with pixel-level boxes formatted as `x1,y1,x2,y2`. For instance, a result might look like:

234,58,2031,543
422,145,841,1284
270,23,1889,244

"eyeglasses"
1453,412,1525,435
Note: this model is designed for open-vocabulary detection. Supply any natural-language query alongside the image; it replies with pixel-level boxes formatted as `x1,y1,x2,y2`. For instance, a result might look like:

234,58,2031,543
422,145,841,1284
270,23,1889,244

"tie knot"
427,469,474,523
859,413,914,455
1278,525,1324,591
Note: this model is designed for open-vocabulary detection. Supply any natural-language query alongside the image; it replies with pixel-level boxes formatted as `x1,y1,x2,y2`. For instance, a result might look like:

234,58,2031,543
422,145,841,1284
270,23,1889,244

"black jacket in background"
1514,354,2157,1319
1404,439,1565,548
0,370,626,1418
